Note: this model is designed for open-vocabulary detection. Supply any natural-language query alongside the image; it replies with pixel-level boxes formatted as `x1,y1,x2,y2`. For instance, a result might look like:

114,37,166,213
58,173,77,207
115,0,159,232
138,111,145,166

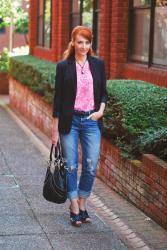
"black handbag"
43,143,67,204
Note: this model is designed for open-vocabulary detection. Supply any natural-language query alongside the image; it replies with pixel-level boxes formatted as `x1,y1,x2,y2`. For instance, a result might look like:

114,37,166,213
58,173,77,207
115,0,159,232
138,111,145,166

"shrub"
0,48,9,72
9,55,55,103
9,56,167,161
103,80,167,161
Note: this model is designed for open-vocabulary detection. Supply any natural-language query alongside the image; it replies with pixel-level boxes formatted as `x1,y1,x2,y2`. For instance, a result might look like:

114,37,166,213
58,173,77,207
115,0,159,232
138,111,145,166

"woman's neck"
75,55,87,63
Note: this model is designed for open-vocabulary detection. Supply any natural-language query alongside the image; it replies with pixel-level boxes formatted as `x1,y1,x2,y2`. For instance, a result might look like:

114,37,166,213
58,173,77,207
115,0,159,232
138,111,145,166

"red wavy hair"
63,26,94,59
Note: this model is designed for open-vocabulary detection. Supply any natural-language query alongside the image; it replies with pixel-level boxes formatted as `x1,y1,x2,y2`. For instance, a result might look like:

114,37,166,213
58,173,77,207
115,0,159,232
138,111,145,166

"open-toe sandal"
79,209,91,223
70,211,82,227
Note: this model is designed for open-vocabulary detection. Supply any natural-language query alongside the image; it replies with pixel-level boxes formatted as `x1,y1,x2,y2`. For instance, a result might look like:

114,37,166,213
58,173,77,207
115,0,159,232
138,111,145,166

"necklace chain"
75,58,87,74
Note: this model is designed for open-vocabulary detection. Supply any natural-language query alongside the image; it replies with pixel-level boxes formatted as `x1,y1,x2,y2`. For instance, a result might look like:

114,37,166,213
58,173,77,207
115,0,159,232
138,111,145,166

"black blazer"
52,55,108,134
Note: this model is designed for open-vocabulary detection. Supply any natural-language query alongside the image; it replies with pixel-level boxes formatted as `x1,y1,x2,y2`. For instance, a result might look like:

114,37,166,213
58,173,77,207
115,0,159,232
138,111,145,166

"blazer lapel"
88,55,97,98
68,58,77,96
88,55,96,82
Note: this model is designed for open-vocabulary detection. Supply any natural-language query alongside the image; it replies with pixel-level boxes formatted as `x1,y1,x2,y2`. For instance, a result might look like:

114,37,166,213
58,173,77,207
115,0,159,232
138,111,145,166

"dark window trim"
148,0,155,67
92,0,99,51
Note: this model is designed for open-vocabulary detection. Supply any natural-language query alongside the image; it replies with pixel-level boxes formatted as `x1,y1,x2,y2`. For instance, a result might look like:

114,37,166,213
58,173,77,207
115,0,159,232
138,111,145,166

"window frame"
128,0,167,68
70,0,100,52
37,0,52,48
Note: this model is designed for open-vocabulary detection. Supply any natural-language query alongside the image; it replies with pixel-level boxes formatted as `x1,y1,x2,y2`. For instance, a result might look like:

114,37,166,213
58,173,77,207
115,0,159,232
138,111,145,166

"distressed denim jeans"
60,114,101,200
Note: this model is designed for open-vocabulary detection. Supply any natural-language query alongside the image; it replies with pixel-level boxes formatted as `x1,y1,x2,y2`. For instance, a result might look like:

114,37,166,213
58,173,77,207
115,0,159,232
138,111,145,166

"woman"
52,26,108,227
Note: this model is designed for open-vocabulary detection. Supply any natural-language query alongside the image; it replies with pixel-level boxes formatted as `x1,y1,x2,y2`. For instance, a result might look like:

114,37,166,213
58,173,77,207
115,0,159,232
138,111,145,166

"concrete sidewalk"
0,96,167,250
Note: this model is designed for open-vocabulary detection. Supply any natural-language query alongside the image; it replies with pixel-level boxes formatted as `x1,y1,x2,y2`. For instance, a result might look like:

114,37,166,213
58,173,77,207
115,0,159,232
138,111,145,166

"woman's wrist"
98,110,104,117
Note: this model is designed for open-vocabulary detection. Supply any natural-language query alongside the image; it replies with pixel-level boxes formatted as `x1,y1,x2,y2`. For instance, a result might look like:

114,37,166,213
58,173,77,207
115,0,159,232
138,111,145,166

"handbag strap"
50,141,62,162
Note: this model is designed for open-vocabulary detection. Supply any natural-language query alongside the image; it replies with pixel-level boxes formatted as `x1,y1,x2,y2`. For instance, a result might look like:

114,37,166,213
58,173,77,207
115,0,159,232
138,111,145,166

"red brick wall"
122,63,167,88
9,78,52,137
97,138,167,229
109,0,129,79
99,0,112,79
9,77,167,229
0,72,9,94
29,0,37,55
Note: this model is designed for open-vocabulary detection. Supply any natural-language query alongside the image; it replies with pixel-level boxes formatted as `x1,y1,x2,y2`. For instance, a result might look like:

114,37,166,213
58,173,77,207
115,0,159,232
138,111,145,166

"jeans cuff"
78,189,91,199
68,190,78,200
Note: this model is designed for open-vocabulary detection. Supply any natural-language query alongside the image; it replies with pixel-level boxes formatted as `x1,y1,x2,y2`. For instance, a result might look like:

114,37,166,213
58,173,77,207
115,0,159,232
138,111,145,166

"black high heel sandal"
70,211,82,227
79,209,91,223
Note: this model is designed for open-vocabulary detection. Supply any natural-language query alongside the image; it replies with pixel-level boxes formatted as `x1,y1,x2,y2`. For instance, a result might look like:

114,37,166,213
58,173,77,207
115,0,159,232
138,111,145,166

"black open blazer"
52,55,108,134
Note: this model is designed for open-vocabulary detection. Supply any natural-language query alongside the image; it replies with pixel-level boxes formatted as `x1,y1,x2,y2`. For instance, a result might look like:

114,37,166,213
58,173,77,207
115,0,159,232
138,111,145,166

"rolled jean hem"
78,189,91,199
67,190,78,200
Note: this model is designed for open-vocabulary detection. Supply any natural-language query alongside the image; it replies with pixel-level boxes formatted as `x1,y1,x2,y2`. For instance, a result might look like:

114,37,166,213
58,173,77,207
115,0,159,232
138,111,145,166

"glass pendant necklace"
75,58,87,74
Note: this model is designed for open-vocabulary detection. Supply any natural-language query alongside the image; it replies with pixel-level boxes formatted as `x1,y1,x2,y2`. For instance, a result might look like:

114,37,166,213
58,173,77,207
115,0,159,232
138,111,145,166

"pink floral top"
74,60,95,111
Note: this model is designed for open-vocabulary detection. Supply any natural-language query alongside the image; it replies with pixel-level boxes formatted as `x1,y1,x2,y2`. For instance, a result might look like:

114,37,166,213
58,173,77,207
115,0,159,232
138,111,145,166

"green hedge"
9,55,55,102
9,55,167,161
104,80,167,160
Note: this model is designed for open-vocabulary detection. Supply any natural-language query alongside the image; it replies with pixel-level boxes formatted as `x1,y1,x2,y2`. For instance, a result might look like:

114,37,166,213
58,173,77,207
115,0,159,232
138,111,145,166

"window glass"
133,0,151,7
130,9,150,62
38,0,44,46
44,0,51,48
82,0,93,28
153,1,167,65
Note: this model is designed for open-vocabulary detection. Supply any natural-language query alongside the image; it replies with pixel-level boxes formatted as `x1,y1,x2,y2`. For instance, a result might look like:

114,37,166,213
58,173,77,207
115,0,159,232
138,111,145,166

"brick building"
29,0,167,87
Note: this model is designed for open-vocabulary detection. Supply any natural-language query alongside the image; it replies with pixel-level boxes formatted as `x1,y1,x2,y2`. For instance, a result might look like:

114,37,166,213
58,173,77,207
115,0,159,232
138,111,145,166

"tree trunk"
9,16,14,52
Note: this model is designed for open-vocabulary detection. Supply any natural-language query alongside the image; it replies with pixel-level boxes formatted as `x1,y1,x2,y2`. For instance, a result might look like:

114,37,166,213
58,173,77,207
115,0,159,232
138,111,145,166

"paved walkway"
0,96,167,250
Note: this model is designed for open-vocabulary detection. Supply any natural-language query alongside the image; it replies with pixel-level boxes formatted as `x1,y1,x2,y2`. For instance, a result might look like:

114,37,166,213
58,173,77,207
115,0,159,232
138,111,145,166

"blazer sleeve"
52,63,63,118
100,60,108,104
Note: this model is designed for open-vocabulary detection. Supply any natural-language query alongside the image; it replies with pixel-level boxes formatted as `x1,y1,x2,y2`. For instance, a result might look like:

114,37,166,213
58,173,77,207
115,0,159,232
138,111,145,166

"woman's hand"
87,110,103,121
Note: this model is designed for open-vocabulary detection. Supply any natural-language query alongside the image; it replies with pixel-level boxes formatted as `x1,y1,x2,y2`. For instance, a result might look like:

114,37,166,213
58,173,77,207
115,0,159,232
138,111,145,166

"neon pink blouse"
74,60,95,111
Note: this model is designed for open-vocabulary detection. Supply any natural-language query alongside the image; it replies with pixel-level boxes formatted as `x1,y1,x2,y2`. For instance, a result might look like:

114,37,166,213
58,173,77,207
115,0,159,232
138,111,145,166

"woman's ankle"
70,200,79,214
79,197,87,211
79,206,86,211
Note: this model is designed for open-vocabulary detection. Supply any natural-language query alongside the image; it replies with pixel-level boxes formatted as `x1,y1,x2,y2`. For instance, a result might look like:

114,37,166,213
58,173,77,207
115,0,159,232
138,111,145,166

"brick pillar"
52,0,71,61
109,0,129,79
99,0,112,79
29,0,38,55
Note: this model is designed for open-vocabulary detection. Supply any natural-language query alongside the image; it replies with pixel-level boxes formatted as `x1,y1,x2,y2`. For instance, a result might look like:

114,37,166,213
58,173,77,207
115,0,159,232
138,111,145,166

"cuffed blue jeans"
60,115,101,200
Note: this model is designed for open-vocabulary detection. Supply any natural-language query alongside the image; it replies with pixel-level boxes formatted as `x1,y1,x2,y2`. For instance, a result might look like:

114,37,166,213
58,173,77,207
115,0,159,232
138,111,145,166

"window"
37,0,52,48
129,0,167,67
70,0,100,52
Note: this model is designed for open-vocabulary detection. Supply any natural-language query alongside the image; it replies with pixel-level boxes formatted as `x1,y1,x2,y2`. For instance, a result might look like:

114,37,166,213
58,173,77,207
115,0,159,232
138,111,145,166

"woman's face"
72,34,91,57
